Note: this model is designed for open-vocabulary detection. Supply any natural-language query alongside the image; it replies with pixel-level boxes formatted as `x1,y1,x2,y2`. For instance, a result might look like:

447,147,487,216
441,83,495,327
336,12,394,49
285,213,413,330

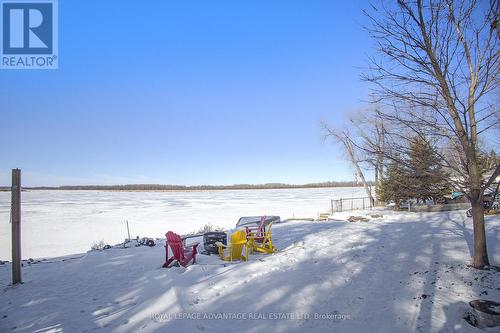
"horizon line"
0,180,371,190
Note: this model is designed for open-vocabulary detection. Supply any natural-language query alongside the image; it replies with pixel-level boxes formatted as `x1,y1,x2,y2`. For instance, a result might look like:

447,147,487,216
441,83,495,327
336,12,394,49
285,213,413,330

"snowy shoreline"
0,210,499,332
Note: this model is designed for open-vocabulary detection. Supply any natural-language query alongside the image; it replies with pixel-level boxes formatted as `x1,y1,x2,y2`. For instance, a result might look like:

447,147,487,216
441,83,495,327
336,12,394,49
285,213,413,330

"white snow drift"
0,209,499,333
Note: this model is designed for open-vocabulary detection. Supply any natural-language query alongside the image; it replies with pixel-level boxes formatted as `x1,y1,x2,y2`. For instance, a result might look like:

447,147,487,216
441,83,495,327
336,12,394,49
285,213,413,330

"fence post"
11,169,22,285
340,198,343,212
331,199,334,214
362,198,365,210
126,220,131,241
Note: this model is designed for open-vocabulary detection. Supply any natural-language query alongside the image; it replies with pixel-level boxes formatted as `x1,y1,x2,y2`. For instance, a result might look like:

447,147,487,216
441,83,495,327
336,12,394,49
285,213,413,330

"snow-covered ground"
0,188,367,260
0,210,499,333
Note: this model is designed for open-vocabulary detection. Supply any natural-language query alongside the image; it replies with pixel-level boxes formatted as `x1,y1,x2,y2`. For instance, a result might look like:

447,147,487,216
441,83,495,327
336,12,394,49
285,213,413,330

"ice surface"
0,188,367,259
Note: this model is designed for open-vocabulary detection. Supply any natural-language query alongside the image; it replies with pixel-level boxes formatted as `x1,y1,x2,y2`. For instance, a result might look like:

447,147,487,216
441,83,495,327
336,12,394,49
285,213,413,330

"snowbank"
0,210,499,333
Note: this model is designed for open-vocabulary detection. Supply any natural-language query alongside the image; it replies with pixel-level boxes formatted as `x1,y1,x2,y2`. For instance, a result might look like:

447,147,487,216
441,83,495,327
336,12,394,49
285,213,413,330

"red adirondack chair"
163,231,199,268
245,216,266,243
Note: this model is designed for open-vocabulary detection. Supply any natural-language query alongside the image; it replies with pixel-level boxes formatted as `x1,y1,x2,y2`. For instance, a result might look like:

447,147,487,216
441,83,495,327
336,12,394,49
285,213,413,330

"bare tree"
364,0,499,268
321,122,375,203
348,109,387,201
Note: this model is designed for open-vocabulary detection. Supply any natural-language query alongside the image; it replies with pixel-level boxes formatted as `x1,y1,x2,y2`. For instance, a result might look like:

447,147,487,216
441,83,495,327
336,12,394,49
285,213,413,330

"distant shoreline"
0,182,370,192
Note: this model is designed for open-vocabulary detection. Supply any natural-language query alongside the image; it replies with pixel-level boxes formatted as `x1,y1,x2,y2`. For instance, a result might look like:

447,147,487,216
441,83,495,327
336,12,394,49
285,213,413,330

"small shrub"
190,223,224,235
91,240,107,251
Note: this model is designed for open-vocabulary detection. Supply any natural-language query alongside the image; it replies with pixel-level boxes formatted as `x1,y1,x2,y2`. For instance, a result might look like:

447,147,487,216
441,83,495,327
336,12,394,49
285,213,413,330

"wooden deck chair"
163,231,199,268
247,222,277,254
245,216,266,243
216,230,248,261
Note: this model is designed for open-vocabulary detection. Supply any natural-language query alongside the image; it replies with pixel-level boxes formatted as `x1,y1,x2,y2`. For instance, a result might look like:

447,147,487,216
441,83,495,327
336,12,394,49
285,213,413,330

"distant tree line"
0,181,373,191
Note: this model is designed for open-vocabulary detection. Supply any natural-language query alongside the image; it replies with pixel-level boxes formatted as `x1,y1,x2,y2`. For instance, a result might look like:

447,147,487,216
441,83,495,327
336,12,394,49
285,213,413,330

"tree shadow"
1,211,498,333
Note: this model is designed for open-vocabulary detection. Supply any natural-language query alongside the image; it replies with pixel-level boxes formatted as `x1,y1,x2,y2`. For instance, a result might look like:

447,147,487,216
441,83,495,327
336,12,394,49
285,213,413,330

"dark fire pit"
203,232,227,254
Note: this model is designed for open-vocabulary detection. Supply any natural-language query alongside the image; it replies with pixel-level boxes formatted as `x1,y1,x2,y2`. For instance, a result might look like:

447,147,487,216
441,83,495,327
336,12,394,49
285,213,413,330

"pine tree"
407,137,450,203
377,158,410,206
377,137,451,206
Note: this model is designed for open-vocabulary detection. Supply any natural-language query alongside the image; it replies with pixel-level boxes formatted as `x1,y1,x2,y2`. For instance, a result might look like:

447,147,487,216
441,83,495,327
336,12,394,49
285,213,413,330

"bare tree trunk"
345,140,374,203
469,155,490,267
470,190,489,267
356,164,372,201
375,153,383,205
321,124,374,204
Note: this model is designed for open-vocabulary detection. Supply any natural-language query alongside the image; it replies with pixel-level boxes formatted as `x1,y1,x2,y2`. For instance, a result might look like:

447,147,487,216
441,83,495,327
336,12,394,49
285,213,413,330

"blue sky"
0,0,372,186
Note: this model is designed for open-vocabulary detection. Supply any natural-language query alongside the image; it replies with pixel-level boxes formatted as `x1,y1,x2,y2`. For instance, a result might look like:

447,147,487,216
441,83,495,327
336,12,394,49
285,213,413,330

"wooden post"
340,198,343,212
330,199,334,214
126,220,131,241
11,169,22,285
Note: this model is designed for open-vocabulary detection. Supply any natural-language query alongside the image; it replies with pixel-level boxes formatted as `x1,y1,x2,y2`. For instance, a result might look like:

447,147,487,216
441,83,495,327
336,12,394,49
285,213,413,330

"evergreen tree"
377,158,410,206
377,136,451,206
407,137,450,203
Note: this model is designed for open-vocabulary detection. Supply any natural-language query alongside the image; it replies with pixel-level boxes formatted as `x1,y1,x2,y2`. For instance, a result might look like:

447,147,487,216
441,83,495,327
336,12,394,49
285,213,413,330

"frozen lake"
0,187,367,260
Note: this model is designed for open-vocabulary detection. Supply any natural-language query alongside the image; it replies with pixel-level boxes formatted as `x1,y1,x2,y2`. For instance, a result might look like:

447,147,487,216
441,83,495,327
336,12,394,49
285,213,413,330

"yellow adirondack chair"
247,222,277,254
217,230,248,261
